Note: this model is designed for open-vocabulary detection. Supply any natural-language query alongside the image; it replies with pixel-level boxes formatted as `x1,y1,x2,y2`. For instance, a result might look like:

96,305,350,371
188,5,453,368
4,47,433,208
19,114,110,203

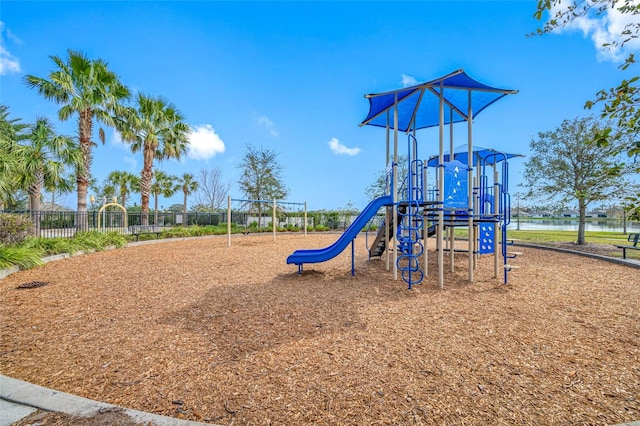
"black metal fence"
0,210,228,239
1,209,358,239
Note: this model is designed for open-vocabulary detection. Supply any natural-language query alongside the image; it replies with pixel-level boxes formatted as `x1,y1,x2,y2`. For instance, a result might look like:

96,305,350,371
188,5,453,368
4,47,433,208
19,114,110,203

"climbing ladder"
497,160,520,283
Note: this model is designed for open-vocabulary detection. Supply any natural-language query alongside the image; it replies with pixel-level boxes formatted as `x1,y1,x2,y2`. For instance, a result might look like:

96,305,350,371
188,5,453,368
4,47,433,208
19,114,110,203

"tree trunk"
577,199,587,245
140,143,154,226
154,192,159,225
77,109,93,231
28,182,42,235
183,190,187,226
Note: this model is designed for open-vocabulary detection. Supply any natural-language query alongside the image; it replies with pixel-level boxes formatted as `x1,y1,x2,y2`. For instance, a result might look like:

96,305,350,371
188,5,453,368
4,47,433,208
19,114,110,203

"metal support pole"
438,81,445,289
351,240,355,276
386,110,391,272
304,202,308,237
423,163,428,276
393,95,399,281
449,225,455,272
227,195,231,247
273,199,276,242
494,167,499,279
467,90,474,283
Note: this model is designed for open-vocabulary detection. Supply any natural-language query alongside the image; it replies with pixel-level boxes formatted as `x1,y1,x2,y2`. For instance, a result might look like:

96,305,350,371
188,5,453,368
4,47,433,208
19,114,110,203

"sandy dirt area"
1,233,638,425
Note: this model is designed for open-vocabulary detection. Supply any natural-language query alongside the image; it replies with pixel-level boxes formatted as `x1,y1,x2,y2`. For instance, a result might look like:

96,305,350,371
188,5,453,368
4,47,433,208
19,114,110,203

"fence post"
227,195,231,247
272,199,276,242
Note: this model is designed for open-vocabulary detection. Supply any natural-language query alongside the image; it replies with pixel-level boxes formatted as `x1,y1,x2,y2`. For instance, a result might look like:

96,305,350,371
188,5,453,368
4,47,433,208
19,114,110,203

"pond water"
507,219,640,233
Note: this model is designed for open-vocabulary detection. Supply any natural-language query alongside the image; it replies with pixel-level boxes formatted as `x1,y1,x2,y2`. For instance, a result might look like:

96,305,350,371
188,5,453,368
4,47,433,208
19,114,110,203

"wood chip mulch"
0,234,638,425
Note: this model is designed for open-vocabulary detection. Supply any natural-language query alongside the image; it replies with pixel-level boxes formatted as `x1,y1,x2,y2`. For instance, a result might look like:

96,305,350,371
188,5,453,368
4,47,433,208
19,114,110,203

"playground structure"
93,197,127,232
227,196,307,247
287,69,523,289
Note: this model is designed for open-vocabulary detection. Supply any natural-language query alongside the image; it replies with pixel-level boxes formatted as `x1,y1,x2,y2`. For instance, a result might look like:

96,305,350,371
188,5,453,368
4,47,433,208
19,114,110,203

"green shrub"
0,246,43,270
23,237,74,255
68,231,128,252
314,224,329,232
102,231,128,248
0,213,35,245
162,227,192,239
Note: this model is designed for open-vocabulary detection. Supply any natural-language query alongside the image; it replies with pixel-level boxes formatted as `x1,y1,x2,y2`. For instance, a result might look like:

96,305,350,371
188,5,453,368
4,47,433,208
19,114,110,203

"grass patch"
506,230,632,245
0,246,44,270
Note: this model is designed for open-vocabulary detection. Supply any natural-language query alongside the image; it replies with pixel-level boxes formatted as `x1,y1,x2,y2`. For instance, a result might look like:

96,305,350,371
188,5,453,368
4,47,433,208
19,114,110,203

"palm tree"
107,170,139,207
24,50,130,229
16,117,80,212
178,173,199,225
117,94,190,225
150,170,178,225
0,105,28,210
44,171,75,210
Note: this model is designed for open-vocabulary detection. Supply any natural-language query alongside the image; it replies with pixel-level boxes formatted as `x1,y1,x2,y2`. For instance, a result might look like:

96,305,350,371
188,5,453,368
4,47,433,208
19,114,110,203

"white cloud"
0,22,21,75
110,130,126,147
109,130,131,151
187,124,225,160
123,156,137,172
328,137,361,156
256,114,280,137
549,1,640,62
401,74,418,87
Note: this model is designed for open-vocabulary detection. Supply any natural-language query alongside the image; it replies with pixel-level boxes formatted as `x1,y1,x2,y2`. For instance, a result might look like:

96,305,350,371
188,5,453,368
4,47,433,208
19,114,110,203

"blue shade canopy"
360,69,517,132
426,145,524,167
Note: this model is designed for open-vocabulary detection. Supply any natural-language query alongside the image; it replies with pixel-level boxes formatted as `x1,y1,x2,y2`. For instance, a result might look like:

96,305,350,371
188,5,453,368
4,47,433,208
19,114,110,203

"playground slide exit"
286,195,393,268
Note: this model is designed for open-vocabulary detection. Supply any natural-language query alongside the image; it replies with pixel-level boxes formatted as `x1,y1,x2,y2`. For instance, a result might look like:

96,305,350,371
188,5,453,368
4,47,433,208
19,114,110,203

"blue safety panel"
443,160,468,209
479,223,495,254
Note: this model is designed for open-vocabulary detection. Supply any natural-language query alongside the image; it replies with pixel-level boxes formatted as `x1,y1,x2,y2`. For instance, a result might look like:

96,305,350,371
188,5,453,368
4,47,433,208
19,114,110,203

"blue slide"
287,195,393,272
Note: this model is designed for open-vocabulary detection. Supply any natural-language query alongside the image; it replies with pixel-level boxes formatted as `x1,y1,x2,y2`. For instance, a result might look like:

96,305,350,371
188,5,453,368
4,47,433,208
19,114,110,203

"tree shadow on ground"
159,257,410,361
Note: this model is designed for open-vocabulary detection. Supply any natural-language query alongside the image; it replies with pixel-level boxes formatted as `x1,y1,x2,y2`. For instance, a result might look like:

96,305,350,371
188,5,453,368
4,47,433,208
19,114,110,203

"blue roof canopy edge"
359,69,518,132
426,144,525,167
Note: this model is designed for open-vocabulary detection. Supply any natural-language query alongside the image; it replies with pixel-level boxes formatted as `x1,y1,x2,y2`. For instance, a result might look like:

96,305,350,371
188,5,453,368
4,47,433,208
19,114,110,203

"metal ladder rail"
499,160,518,284
396,199,424,289
395,149,425,289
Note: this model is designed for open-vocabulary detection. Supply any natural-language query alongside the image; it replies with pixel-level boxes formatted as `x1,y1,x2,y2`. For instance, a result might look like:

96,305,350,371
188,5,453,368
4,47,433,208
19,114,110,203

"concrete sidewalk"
0,375,215,426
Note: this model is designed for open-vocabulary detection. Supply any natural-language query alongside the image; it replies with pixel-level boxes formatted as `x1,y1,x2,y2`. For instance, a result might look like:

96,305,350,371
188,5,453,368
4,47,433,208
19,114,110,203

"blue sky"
1,1,637,211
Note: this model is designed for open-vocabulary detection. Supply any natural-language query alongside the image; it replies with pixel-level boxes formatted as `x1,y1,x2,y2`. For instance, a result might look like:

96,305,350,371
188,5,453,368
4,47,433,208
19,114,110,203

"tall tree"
150,170,178,225
522,116,633,244
16,117,80,213
107,170,139,207
178,173,199,225
43,171,75,211
89,181,117,209
365,154,409,201
117,94,189,225
24,50,130,229
238,144,288,226
0,106,28,210
533,0,640,217
195,167,229,211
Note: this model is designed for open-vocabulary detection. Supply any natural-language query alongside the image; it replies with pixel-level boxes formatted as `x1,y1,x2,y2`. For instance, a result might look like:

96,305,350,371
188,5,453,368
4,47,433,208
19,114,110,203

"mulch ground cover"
1,233,638,425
